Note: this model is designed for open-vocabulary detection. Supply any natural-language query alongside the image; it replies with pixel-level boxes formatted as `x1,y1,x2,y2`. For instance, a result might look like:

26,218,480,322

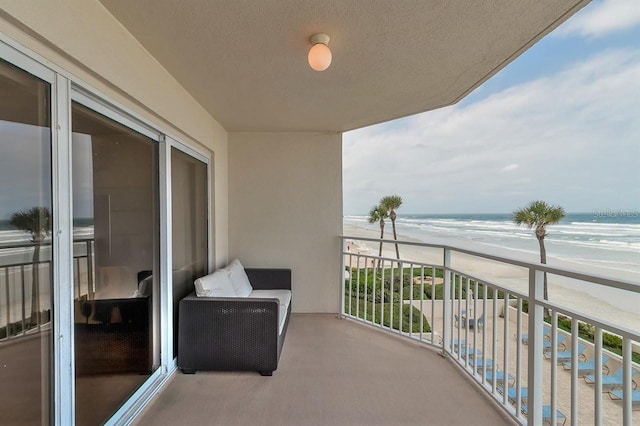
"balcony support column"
527,268,544,425
442,248,451,354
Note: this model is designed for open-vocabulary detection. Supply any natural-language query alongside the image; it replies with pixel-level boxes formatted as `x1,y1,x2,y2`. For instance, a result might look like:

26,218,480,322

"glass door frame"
0,36,71,426
162,137,212,370
0,32,213,425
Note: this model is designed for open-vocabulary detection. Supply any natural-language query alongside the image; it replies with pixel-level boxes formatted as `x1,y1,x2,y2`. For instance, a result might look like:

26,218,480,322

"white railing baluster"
75,258,81,301
570,317,579,426
622,337,632,426
429,267,434,346
482,283,487,385
473,279,478,370
398,261,403,334
516,297,522,414
348,254,353,317
419,265,424,342
465,276,470,367
86,240,94,297
364,257,368,323
372,259,377,325
5,268,10,338
594,326,602,425
390,261,395,332
551,310,558,426
527,268,544,426
443,248,451,354
492,288,498,393
409,264,413,338
380,259,385,327
20,265,26,335
356,255,361,320
503,291,510,406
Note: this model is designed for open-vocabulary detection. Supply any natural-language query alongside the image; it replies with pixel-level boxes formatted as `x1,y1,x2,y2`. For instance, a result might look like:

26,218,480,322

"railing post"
339,238,345,317
527,268,544,425
442,248,451,354
86,240,94,298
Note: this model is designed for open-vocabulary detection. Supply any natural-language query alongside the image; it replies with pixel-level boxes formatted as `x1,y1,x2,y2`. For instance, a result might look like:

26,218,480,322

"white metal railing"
341,236,640,426
0,238,94,341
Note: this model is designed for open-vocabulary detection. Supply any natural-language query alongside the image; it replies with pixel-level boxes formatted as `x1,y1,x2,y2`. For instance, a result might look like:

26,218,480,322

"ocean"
0,219,94,266
344,212,640,276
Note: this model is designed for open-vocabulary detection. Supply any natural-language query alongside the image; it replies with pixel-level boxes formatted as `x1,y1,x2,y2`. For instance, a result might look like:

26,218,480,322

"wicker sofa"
178,268,291,376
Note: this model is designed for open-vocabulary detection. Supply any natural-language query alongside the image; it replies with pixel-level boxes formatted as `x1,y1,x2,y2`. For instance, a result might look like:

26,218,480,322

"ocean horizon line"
345,210,640,217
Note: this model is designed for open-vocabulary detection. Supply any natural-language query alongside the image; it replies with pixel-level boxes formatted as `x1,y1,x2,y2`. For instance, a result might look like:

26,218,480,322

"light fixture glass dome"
308,34,332,71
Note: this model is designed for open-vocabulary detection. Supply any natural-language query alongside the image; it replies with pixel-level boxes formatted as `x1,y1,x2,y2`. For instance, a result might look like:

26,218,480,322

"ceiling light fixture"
308,33,332,72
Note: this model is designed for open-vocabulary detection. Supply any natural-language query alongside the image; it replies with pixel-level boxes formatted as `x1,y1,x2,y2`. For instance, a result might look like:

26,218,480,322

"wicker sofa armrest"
178,294,282,374
245,268,291,290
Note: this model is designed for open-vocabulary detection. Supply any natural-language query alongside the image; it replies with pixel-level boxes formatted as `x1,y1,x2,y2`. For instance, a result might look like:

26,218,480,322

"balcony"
135,314,512,426
132,237,639,425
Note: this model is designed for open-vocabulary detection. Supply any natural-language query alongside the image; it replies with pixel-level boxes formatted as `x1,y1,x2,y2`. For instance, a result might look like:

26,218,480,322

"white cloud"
502,164,519,172
557,0,640,38
343,49,640,214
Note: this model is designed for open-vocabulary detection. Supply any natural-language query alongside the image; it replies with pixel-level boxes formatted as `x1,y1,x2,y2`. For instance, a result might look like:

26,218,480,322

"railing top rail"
341,235,640,293
0,237,93,250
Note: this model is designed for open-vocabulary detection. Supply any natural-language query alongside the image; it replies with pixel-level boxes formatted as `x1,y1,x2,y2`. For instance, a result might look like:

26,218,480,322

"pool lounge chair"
545,343,587,363
456,346,481,358
609,389,640,409
543,333,567,352
563,354,610,377
462,313,485,329
452,339,466,349
521,325,552,345
485,370,515,387
498,386,528,404
521,404,567,425
584,367,638,390
467,356,493,371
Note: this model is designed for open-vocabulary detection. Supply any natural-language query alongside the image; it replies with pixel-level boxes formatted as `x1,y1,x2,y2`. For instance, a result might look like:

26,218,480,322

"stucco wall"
228,132,343,313
0,0,229,265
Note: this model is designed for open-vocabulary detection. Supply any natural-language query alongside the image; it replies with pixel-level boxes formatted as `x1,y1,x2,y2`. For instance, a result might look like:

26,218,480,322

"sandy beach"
343,222,640,334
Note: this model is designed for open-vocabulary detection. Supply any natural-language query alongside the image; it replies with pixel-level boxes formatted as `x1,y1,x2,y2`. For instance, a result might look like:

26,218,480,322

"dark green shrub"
346,295,431,333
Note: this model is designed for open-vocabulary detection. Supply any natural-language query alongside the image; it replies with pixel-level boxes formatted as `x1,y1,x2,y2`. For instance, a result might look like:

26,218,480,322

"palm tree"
368,205,388,268
10,207,51,325
380,195,402,260
513,200,565,315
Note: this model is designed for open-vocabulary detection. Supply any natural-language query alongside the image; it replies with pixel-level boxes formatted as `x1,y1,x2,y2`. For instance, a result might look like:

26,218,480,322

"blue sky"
343,0,640,215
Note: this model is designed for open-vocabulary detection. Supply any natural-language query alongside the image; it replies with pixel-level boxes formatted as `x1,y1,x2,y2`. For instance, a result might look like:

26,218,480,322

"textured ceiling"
99,0,588,133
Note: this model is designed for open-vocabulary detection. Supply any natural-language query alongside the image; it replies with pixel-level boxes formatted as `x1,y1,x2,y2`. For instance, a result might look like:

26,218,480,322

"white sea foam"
345,213,640,275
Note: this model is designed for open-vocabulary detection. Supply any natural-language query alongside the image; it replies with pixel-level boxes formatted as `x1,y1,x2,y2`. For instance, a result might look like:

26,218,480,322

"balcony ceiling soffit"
99,0,588,133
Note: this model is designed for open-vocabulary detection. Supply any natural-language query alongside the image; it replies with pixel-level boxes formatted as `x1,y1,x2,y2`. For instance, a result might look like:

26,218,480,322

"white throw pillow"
194,269,236,297
225,259,253,297
134,275,153,297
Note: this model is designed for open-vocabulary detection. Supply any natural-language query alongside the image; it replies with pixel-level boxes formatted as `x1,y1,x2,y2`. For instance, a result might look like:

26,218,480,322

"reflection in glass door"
0,60,53,425
171,148,208,356
72,102,159,425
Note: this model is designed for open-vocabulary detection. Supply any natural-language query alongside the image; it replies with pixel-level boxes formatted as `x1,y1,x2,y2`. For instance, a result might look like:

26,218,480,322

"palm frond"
380,195,403,211
513,201,565,230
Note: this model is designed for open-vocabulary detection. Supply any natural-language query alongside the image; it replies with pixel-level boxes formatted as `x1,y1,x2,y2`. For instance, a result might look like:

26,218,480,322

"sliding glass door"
0,59,53,425
72,102,160,426
0,38,211,425
171,147,208,357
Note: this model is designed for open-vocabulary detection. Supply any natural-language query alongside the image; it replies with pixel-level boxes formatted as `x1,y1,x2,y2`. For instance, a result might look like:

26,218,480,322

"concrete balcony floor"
135,314,514,426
